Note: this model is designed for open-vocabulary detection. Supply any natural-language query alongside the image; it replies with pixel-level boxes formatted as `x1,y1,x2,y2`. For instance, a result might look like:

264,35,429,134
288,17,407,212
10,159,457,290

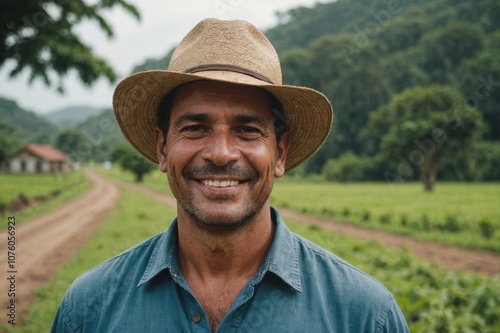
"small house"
5,144,69,173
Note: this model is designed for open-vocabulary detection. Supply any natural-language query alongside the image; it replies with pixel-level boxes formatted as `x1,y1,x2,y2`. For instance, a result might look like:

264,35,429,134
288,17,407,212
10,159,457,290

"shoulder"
292,233,406,330
63,232,164,310
293,232,383,286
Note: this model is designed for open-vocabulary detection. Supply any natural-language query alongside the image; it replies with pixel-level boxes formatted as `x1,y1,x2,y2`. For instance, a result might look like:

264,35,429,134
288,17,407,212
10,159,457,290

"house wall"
9,152,39,173
7,153,68,173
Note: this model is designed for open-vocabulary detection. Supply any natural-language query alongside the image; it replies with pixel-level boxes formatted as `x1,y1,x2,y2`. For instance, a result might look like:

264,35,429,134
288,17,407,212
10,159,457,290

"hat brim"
113,70,333,172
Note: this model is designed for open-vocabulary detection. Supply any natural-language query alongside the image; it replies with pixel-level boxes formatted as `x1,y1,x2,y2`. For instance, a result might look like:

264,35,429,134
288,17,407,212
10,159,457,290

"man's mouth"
200,180,240,188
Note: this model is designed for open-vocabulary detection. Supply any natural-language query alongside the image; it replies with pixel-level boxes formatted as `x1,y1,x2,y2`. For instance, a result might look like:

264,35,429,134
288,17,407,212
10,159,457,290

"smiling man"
51,19,409,332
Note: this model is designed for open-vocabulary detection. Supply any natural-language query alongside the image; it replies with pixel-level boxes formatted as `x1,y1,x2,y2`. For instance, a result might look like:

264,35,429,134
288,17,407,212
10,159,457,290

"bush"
379,213,393,224
480,217,495,239
439,214,462,232
421,213,432,231
322,151,367,182
400,213,409,226
443,141,500,181
341,207,351,217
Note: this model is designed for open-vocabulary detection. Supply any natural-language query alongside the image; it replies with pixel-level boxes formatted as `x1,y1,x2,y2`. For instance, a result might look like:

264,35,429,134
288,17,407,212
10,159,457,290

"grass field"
97,166,500,252
0,171,91,226
9,186,499,333
271,179,500,252
96,165,172,195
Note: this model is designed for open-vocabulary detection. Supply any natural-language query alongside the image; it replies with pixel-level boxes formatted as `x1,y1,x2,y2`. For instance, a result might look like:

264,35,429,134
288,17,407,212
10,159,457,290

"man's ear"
274,131,290,178
154,127,168,173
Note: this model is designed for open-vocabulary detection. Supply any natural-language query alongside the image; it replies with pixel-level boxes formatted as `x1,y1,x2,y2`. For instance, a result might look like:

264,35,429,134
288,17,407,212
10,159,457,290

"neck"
177,205,275,281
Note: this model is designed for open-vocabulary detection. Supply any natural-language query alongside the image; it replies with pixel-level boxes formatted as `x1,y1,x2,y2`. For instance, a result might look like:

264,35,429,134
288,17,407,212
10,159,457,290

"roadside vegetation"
96,165,172,195
0,171,91,226
9,187,499,333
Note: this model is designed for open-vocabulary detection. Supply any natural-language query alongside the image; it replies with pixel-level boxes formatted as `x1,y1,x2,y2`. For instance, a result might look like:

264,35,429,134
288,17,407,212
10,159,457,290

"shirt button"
192,313,201,323
172,273,178,279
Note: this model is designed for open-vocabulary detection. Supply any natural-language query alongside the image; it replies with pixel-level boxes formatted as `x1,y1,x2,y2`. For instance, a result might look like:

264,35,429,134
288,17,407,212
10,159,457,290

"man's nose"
200,130,240,166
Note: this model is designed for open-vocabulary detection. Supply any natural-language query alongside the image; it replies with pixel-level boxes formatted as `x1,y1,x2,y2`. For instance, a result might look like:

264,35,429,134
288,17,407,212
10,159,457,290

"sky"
0,0,323,115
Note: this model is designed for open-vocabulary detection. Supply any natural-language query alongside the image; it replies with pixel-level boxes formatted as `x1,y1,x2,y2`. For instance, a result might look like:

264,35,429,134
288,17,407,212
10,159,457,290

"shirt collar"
263,207,302,292
137,207,302,293
137,220,179,287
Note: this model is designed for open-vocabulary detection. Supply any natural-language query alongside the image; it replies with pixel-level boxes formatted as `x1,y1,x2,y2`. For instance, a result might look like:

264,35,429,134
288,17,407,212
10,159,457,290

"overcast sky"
0,0,323,115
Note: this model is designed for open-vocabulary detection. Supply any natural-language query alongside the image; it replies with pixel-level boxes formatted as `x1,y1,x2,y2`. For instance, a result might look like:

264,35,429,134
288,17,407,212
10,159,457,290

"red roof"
24,144,68,162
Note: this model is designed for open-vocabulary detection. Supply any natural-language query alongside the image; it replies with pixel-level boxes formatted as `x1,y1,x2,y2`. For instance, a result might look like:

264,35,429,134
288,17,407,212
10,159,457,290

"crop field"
11,187,499,333
271,179,500,252
0,171,91,224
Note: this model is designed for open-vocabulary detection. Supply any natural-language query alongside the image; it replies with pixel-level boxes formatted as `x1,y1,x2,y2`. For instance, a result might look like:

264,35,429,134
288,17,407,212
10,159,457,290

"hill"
130,48,174,74
268,0,499,175
73,109,127,162
129,0,500,182
43,106,105,126
0,96,60,144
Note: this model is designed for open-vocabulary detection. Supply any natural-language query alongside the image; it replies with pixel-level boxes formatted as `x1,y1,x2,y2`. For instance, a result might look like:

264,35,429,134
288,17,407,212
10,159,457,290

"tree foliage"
55,128,88,162
0,0,140,91
0,121,24,165
368,85,484,191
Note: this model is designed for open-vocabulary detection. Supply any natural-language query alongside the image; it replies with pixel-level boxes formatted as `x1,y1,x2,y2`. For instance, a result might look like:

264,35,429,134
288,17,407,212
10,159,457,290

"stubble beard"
171,162,272,234
184,190,270,234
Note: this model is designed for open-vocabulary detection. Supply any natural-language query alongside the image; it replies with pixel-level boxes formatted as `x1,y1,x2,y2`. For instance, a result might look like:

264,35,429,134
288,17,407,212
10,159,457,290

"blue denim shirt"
51,208,409,332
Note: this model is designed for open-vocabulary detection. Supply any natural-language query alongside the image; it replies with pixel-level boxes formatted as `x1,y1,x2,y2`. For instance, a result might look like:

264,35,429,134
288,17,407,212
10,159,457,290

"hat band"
184,64,273,84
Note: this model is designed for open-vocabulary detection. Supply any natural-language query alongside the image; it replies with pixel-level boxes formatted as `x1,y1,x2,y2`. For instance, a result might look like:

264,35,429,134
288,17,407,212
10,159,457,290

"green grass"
4,187,176,332
95,166,172,195
0,172,83,204
271,179,500,252
9,186,499,332
0,171,91,227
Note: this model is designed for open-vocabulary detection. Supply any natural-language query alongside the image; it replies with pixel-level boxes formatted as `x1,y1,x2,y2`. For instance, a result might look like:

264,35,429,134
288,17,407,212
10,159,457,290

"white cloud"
0,0,321,114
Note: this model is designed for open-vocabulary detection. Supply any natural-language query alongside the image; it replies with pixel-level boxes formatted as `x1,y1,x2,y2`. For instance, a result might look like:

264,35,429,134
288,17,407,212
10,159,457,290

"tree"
55,128,90,162
1,0,140,91
111,145,155,182
0,121,24,164
369,85,484,191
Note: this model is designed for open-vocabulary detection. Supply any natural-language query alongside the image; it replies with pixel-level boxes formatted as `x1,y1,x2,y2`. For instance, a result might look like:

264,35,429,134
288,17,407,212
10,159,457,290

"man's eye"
182,125,206,132
238,126,262,134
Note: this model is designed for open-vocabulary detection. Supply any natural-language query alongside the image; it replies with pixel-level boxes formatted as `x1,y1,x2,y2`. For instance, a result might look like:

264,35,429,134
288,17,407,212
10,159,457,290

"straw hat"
113,18,333,171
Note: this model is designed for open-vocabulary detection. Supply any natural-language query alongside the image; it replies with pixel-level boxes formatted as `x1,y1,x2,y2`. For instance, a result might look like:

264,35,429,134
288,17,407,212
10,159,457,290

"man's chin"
186,206,259,233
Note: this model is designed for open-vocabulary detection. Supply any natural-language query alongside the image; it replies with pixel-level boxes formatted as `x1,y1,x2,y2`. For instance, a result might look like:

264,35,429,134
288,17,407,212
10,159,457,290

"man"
51,18,409,332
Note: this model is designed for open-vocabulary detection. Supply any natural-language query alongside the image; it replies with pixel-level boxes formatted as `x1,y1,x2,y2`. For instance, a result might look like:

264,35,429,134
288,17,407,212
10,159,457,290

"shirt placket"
170,270,211,332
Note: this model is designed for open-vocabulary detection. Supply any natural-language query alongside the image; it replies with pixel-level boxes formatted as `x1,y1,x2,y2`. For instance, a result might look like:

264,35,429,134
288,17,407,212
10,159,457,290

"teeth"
202,180,239,188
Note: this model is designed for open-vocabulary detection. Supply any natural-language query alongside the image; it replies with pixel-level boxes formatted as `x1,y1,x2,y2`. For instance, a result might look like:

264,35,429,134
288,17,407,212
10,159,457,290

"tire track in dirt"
0,170,119,327
119,180,500,276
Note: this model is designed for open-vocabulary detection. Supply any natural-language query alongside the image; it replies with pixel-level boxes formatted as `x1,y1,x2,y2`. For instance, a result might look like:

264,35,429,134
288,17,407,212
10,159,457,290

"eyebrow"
232,114,269,128
173,112,270,128
173,112,210,128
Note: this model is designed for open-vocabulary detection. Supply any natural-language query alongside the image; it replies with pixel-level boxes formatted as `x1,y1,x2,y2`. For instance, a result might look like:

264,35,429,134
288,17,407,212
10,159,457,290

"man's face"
156,81,289,231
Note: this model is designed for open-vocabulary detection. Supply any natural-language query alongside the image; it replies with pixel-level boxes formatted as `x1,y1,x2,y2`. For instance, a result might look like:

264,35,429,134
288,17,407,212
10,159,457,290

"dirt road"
120,181,500,276
0,170,119,326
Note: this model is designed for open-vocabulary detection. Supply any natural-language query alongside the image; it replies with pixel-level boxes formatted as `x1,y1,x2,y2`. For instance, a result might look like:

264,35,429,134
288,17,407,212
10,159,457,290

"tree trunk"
419,156,440,192
135,172,144,183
